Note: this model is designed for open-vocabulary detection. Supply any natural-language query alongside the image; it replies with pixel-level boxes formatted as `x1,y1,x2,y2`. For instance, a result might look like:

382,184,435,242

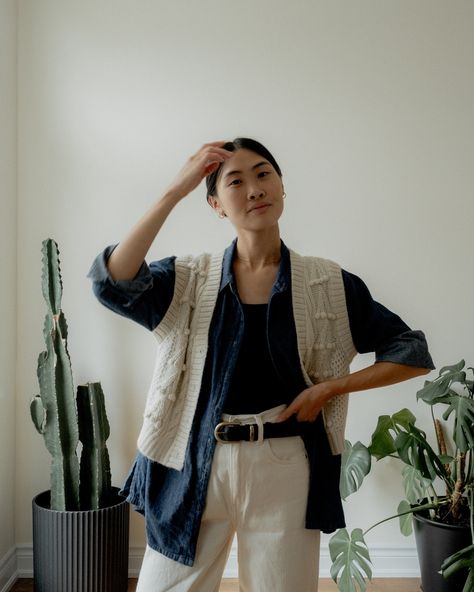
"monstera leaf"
395,424,449,481
329,528,372,592
442,395,474,453
340,441,371,500
401,464,433,504
397,500,414,536
417,360,467,404
368,408,416,460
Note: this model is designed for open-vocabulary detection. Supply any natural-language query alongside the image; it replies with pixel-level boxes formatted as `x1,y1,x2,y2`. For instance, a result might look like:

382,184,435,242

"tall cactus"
30,240,80,511
30,239,112,511
77,383,112,510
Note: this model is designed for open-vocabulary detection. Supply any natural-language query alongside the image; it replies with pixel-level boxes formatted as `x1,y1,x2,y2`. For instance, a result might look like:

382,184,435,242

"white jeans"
137,405,320,592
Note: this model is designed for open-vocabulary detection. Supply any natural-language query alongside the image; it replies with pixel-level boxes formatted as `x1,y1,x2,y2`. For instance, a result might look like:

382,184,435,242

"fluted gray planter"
32,487,129,592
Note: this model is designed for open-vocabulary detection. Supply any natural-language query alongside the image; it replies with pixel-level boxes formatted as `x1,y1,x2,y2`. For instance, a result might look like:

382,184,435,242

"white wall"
15,0,474,577
0,0,17,587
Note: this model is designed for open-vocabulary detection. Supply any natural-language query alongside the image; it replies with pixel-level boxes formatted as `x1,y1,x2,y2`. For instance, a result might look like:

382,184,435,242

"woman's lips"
248,203,271,213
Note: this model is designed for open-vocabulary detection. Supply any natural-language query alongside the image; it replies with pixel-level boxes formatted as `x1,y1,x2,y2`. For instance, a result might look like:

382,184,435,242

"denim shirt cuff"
87,244,153,306
375,330,435,369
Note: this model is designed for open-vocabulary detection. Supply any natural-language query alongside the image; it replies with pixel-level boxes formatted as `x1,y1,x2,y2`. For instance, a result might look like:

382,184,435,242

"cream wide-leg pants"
136,405,320,592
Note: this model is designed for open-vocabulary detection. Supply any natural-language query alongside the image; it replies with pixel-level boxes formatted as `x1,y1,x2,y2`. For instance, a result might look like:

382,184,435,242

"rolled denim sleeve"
87,244,176,331
342,270,435,369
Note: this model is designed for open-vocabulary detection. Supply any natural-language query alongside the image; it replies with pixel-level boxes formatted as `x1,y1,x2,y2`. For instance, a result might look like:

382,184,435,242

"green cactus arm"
36,340,56,458
51,317,80,510
30,396,47,434
41,239,63,315
78,383,112,510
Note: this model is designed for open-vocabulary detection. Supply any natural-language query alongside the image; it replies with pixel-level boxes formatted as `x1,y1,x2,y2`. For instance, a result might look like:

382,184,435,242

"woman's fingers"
204,161,222,176
198,145,233,163
194,142,231,160
276,385,330,422
197,145,233,177
275,393,305,422
166,142,233,198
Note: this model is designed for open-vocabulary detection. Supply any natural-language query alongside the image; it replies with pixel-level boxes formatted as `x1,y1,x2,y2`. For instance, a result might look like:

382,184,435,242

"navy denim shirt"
88,239,434,566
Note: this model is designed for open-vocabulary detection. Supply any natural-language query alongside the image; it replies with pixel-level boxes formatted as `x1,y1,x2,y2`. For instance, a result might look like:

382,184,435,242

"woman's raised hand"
106,142,233,281
166,141,234,200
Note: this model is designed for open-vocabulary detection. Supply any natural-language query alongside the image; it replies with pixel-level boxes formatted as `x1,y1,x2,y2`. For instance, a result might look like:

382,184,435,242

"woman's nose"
248,188,265,200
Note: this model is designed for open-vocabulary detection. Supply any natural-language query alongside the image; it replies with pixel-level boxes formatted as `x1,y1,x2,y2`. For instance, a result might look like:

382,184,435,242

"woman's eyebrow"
223,161,269,180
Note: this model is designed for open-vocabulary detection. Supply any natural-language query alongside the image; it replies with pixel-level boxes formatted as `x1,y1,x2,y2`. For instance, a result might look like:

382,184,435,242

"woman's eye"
258,171,270,178
229,179,241,186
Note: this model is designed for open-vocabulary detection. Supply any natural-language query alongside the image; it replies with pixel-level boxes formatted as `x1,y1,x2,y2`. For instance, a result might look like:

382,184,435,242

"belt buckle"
214,419,241,443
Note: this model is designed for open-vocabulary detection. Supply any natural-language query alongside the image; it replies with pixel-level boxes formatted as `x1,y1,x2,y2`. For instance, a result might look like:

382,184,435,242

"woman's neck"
234,228,281,271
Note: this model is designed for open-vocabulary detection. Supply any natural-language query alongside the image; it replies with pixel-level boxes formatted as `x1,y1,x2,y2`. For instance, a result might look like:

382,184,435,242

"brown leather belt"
214,418,309,443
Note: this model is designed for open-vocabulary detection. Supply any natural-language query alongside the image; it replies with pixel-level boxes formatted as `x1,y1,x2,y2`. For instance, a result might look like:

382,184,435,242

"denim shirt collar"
219,237,291,295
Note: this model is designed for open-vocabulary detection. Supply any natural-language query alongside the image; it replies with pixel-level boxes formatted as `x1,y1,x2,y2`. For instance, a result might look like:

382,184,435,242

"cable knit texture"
289,251,357,455
137,249,357,470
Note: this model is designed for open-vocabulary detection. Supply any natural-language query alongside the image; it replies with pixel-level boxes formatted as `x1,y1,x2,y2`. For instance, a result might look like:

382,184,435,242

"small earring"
282,192,286,199
218,212,226,219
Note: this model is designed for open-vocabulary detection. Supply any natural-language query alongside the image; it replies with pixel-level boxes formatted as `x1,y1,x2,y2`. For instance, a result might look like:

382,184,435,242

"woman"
88,138,434,592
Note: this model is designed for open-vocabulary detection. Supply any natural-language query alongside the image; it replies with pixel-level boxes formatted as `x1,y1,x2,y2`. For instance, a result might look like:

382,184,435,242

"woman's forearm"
277,362,431,422
106,190,182,281
325,361,431,398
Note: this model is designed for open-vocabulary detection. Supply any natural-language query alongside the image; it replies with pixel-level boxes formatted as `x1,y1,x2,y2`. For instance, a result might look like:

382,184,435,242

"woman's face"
208,148,284,231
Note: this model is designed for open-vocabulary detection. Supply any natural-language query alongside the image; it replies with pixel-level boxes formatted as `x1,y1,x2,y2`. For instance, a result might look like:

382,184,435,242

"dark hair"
206,137,282,199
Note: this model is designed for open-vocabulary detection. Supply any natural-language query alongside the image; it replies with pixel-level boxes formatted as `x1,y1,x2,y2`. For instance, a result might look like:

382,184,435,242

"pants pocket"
263,436,308,465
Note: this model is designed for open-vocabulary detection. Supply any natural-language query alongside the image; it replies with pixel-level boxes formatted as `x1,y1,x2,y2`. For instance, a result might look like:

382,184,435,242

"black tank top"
222,303,289,414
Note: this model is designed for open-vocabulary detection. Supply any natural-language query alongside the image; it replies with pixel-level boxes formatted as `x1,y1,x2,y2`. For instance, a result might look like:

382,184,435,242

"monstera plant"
330,361,474,592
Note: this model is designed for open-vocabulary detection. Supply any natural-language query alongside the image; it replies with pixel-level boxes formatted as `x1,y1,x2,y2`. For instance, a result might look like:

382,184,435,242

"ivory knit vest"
137,250,357,470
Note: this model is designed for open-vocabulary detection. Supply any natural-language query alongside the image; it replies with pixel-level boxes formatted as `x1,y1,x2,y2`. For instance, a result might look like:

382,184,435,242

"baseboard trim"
12,542,421,580
0,547,17,592
15,544,146,579
221,542,420,579
14,545,32,579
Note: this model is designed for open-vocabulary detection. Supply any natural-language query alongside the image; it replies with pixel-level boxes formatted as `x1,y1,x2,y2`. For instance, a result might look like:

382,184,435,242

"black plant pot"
413,510,472,592
32,487,129,592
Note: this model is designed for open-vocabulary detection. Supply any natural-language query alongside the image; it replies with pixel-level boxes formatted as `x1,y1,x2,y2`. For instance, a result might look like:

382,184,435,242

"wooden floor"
10,578,421,591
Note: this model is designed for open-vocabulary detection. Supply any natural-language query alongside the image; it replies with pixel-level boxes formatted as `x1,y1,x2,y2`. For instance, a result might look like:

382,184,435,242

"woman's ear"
207,195,226,218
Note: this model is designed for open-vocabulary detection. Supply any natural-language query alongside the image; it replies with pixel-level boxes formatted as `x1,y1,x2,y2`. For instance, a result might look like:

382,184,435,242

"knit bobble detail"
187,262,207,279
179,296,196,308
314,311,337,320
313,342,336,351
144,410,163,425
309,275,329,286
